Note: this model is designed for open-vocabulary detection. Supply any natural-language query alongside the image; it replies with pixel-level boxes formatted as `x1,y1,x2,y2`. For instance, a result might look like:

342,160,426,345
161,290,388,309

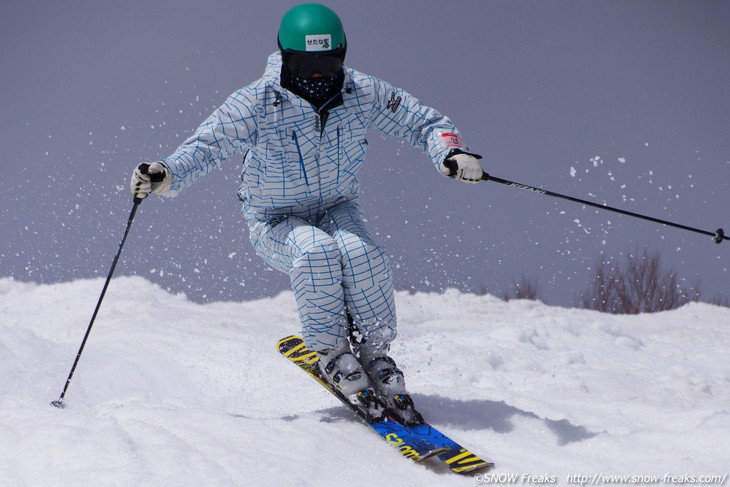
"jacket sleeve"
367,76,471,170
161,87,259,196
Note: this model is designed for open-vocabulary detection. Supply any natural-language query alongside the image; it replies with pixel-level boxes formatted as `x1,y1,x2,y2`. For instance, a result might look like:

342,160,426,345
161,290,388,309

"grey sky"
2,0,728,307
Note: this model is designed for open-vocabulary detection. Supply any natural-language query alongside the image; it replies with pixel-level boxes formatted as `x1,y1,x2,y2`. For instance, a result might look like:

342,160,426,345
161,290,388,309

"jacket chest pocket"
331,117,368,182
274,127,314,185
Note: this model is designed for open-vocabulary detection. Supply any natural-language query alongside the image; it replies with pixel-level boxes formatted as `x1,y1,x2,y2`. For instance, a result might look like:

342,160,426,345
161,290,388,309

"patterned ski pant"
250,200,397,353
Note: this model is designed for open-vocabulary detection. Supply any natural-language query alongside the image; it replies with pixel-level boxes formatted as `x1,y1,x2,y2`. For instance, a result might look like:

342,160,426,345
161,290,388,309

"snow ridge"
1,276,728,486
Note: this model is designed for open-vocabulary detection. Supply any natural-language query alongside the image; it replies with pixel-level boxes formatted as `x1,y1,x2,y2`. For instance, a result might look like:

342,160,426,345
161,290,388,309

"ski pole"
51,194,144,409
444,161,727,244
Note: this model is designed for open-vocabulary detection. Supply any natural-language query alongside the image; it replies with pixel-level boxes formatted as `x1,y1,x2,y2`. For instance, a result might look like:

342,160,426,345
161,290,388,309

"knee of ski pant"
340,241,391,281
290,239,343,281
248,219,293,274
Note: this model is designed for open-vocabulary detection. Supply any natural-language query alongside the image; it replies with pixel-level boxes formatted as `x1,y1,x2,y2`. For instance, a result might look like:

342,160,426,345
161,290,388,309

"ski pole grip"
132,162,164,204
133,163,149,204
442,158,490,182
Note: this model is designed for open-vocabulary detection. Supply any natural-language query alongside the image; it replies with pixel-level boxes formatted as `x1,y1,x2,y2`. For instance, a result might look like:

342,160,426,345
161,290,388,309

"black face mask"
280,46,346,79
280,68,344,110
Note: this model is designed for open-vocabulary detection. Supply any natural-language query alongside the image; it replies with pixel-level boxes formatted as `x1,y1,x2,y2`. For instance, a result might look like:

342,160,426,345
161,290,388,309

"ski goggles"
281,47,346,79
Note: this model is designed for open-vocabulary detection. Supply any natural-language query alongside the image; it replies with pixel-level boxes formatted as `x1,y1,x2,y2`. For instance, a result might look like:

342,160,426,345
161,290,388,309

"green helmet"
278,3,346,53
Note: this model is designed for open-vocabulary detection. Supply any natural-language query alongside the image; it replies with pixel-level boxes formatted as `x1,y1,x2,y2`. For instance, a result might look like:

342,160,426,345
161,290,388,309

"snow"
1,276,729,486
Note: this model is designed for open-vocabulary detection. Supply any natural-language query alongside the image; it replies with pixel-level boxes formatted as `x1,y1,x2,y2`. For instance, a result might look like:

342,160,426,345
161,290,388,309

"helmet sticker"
305,34,333,51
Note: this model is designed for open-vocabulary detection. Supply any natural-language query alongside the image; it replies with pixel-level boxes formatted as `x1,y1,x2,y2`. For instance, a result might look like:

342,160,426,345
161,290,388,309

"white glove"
439,152,483,183
130,162,171,200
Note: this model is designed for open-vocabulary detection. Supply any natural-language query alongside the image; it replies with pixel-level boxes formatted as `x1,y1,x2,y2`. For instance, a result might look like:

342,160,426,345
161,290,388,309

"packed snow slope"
1,276,728,486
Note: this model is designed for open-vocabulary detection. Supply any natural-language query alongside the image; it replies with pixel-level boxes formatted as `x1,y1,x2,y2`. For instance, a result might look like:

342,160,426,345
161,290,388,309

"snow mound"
1,276,728,486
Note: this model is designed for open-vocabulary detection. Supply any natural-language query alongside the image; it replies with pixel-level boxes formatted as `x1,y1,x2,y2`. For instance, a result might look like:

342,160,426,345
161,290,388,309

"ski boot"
361,352,424,426
317,347,387,423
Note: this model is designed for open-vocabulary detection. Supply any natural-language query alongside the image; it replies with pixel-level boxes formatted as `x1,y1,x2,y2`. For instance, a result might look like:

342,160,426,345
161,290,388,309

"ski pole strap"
480,171,727,244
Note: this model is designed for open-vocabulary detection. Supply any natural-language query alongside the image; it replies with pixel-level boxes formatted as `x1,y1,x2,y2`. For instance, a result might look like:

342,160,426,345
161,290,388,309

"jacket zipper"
291,131,309,186
336,126,341,184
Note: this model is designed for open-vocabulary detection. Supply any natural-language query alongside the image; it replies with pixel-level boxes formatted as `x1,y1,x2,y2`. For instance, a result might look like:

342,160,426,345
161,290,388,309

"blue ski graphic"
277,335,494,474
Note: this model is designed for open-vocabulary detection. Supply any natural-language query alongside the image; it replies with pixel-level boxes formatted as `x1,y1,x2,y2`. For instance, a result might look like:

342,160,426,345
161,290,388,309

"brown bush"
581,247,699,314
502,274,542,302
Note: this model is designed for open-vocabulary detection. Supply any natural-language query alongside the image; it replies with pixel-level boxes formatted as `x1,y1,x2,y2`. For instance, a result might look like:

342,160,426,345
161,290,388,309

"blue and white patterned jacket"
162,52,469,223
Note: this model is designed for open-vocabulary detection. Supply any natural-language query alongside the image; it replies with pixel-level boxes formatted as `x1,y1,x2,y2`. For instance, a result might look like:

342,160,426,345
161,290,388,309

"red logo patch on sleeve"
441,133,466,148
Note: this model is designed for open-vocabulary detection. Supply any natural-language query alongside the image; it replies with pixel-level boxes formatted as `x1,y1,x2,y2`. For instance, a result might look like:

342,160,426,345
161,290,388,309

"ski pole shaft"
478,171,727,244
51,197,142,408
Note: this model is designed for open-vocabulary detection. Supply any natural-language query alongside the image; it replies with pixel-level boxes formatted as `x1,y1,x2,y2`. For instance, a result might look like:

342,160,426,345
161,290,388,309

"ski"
277,335,494,474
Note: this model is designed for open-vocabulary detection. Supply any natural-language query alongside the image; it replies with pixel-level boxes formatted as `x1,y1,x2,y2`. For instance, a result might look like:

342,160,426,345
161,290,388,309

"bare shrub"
502,274,542,301
581,247,699,314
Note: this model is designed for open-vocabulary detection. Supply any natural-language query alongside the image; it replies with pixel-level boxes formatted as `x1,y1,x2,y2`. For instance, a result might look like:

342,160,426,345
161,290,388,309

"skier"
130,3,483,426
